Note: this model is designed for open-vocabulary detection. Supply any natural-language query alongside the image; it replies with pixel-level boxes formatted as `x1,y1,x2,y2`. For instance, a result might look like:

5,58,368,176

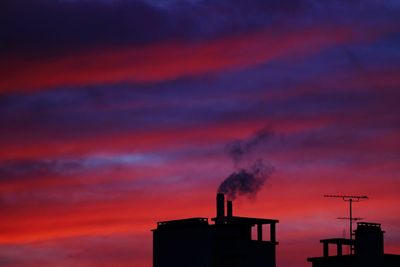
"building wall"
153,225,214,267
214,224,276,267
153,223,277,267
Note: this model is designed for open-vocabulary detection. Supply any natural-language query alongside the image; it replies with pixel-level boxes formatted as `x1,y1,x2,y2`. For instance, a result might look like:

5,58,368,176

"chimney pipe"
227,200,233,217
216,193,225,219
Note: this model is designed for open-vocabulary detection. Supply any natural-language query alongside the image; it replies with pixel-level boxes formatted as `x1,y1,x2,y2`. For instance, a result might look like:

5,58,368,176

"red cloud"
0,25,391,92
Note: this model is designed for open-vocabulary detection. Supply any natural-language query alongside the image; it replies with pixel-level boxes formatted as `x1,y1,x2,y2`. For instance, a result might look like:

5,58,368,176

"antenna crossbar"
324,195,368,201
337,217,363,221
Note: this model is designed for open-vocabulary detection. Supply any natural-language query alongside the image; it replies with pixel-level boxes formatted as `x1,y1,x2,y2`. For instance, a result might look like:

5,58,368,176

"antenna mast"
324,195,368,253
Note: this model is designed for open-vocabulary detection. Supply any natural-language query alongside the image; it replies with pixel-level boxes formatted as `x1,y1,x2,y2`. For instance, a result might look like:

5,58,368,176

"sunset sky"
1,1,399,266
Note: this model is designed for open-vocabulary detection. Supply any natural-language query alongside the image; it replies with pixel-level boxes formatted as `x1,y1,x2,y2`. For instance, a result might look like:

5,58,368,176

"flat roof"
155,217,209,230
211,216,279,225
308,254,400,262
320,238,354,245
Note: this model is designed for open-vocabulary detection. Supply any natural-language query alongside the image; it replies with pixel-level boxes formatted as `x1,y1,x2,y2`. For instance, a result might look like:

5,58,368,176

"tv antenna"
324,195,368,253
337,217,363,221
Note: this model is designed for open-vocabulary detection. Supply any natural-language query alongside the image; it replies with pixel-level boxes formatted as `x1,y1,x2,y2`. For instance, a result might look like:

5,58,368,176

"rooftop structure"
307,222,400,267
152,193,279,267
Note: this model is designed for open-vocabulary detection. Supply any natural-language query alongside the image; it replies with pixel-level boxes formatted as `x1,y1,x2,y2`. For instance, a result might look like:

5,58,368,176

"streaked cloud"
1,1,399,267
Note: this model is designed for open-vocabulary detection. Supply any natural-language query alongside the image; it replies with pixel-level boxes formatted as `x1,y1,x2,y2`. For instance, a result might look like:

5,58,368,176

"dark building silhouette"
307,222,400,267
152,193,279,267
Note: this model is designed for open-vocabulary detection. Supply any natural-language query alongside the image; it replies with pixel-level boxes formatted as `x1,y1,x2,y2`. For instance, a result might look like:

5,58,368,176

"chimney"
355,222,384,266
227,200,233,217
216,193,225,219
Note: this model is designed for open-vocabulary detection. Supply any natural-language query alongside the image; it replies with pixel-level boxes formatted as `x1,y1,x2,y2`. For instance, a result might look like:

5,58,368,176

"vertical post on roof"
257,224,263,241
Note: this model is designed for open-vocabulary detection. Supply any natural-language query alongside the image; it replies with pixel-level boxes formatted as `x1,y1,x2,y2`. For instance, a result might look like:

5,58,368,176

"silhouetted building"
152,193,279,267
307,222,400,267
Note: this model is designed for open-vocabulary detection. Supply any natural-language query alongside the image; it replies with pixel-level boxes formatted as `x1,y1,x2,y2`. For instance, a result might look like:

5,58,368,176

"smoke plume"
218,127,275,199
227,127,273,166
218,159,274,200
